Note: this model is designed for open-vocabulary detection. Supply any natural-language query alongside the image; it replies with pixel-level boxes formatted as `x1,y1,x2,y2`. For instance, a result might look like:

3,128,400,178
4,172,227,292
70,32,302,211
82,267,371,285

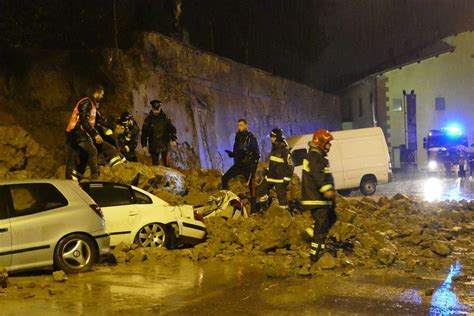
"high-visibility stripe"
283,177,291,182
303,159,310,172
259,194,269,202
265,176,284,183
105,129,113,135
125,145,130,152
109,156,124,167
301,200,332,206
319,184,333,193
324,167,330,173
311,242,319,248
125,137,131,141
310,250,317,255
269,156,284,163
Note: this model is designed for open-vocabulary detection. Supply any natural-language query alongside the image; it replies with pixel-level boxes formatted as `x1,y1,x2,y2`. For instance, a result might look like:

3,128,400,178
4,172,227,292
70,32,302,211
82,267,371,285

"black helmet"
117,111,132,124
150,99,162,109
270,128,284,141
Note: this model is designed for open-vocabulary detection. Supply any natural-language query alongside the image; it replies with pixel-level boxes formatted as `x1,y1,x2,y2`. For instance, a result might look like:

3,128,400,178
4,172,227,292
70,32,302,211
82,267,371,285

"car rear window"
8,183,68,217
133,190,152,204
88,184,134,207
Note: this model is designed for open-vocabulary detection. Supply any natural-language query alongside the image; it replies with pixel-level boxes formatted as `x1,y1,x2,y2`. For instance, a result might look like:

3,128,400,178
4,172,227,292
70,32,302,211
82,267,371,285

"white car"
80,182,207,248
0,180,110,274
194,190,248,220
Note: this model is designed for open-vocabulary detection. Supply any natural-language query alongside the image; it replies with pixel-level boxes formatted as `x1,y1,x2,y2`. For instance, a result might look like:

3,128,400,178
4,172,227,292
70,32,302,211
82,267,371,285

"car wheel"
135,223,169,248
55,234,96,274
337,189,352,197
360,177,377,196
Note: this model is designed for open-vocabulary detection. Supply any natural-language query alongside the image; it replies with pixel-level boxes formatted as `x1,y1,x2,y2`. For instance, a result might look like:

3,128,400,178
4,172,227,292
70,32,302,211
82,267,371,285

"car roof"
80,181,132,188
0,179,76,186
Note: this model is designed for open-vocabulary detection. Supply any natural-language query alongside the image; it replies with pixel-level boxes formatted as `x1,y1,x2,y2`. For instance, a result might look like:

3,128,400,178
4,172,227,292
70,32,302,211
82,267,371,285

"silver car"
0,179,110,274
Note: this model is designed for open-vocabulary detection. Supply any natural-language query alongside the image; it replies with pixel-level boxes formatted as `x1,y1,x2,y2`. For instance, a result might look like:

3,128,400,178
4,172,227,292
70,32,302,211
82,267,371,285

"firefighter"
141,100,177,167
256,128,294,210
116,111,139,162
64,85,104,180
222,119,260,210
301,129,337,263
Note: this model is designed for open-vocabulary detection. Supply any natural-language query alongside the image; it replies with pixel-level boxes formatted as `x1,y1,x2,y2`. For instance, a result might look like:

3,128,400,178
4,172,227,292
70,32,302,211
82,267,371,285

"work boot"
71,170,83,182
310,242,325,263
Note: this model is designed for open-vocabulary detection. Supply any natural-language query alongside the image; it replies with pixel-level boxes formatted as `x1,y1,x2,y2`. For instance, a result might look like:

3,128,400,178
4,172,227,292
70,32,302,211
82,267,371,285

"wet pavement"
0,258,471,315
354,174,474,201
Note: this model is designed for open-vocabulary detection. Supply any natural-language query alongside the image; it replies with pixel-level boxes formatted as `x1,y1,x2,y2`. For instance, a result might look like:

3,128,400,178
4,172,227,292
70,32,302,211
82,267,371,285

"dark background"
1,0,473,91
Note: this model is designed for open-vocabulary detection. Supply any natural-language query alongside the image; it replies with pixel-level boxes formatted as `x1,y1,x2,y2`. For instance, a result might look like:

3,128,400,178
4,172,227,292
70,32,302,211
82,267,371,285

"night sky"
1,0,473,91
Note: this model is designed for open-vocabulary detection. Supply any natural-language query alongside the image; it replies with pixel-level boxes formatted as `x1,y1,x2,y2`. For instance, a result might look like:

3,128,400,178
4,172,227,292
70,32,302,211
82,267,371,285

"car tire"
134,223,169,249
54,234,96,274
360,177,377,196
337,189,353,197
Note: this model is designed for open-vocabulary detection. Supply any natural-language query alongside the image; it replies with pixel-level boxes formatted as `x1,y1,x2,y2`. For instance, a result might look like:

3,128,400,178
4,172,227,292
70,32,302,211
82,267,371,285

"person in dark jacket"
116,111,139,162
301,129,336,263
65,85,104,180
222,119,260,210
256,128,294,210
141,100,177,167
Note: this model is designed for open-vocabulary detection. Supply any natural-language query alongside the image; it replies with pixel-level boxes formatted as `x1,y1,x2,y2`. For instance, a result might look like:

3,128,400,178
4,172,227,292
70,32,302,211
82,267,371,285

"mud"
0,258,471,315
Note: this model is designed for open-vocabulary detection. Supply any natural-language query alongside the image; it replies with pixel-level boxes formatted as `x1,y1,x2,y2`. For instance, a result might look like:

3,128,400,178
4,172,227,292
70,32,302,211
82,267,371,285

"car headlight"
428,160,437,170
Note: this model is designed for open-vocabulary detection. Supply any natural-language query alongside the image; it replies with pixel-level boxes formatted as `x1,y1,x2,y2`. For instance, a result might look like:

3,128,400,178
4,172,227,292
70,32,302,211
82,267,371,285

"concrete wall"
0,32,341,170
385,31,474,167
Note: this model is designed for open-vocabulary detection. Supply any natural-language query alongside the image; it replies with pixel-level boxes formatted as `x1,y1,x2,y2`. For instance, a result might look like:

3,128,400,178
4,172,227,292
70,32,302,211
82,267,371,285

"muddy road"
0,257,471,315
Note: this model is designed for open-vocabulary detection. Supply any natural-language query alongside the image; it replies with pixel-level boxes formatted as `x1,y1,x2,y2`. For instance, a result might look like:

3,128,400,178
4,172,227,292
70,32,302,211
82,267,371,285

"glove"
225,150,235,158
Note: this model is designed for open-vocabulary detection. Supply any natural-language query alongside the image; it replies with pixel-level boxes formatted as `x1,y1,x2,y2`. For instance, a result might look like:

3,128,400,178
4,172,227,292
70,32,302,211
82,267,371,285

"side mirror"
423,138,427,149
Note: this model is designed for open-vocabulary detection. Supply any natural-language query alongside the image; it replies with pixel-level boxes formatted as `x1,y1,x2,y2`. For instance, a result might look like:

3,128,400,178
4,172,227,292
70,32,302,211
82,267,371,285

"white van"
287,127,393,196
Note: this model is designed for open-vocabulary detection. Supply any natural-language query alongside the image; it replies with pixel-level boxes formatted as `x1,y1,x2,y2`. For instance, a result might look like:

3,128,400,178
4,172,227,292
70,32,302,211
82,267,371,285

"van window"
292,148,307,166
0,186,8,220
8,183,68,217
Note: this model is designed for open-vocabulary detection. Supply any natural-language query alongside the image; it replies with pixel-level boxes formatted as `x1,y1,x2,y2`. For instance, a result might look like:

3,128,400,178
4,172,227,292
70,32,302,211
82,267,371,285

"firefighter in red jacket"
256,128,294,210
301,129,337,262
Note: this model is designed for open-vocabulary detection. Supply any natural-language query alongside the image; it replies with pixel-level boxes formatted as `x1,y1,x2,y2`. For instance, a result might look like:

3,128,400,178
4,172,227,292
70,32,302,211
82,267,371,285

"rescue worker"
141,100,177,167
116,111,139,162
256,128,294,210
65,85,124,181
65,85,104,180
301,129,337,263
222,119,260,210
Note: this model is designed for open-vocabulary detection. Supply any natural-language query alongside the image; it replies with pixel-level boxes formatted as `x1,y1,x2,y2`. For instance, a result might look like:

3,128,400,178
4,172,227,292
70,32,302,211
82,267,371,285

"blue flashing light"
441,126,462,136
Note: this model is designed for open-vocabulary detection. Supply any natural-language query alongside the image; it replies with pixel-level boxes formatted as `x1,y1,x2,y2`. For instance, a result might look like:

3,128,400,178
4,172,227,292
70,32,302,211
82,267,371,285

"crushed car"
194,190,248,220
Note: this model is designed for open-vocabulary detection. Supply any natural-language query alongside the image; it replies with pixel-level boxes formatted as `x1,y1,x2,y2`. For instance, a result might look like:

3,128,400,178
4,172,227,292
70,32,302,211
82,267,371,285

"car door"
87,183,138,245
0,186,12,268
7,183,69,269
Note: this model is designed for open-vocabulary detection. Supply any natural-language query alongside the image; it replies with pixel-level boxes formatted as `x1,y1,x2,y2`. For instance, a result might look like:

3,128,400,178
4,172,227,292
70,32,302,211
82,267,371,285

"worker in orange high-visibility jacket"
65,85,124,179
65,85,104,180
301,129,337,263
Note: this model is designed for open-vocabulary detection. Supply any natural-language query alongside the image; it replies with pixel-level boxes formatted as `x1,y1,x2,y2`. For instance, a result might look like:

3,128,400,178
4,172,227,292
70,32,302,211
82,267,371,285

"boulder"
430,241,451,256
377,247,397,265
335,207,357,224
312,253,337,270
329,222,356,242
52,270,67,282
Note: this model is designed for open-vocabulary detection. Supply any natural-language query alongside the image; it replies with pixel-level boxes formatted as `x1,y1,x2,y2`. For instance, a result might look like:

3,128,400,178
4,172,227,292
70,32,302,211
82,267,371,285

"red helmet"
312,129,334,150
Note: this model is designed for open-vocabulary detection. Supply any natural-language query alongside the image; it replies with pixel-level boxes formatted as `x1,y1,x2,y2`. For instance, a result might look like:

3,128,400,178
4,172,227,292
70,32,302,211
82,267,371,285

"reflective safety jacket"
301,143,334,209
65,97,98,140
266,141,294,184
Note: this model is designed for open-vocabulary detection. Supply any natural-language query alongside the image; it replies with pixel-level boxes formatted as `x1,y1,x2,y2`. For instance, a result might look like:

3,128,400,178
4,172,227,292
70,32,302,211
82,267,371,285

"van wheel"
337,189,352,197
54,234,96,274
360,177,377,196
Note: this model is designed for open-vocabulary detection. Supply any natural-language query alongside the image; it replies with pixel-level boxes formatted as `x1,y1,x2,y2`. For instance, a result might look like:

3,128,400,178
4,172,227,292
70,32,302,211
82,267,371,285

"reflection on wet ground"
354,175,474,201
429,261,471,315
0,258,471,315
